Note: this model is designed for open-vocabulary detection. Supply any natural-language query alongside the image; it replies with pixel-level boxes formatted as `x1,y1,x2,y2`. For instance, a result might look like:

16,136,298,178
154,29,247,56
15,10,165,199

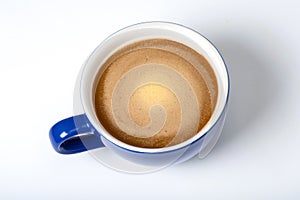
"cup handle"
49,114,105,154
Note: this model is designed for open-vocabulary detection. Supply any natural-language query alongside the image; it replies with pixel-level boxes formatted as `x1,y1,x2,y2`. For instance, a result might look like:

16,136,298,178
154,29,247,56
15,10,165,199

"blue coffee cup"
49,22,230,168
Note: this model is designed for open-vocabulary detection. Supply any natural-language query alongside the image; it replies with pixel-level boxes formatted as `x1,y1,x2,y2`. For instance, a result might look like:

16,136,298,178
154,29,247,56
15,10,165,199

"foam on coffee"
95,39,218,148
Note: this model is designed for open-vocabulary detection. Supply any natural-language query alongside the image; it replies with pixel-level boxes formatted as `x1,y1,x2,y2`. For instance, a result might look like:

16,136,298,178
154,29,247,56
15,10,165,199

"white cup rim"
79,21,230,153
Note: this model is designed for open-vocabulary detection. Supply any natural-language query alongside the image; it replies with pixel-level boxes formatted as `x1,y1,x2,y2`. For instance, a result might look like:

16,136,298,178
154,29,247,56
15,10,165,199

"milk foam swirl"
112,64,200,145
95,39,217,148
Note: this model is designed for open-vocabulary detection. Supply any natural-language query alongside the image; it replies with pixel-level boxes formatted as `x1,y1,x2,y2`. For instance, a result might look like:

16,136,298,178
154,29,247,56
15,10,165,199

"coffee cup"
49,22,229,168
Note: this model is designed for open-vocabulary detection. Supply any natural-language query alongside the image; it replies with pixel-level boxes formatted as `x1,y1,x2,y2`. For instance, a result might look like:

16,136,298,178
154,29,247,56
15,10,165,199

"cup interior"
80,22,229,153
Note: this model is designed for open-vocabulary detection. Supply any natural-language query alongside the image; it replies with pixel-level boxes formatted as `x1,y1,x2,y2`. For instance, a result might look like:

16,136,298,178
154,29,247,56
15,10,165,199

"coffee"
94,39,218,148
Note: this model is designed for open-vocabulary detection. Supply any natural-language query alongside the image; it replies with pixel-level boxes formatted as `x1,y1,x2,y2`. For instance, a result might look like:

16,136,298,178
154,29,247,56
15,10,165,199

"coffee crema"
94,39,218,148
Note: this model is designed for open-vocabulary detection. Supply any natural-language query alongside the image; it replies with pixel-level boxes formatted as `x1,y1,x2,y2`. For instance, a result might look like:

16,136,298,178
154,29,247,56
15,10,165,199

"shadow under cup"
52,22,229,169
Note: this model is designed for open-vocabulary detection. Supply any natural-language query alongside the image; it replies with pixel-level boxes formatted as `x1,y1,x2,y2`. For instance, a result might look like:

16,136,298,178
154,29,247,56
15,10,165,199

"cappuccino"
94,39,218,148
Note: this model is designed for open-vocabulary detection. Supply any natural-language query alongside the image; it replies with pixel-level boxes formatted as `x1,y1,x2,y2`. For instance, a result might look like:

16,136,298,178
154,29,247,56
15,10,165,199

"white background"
1,0,300,199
